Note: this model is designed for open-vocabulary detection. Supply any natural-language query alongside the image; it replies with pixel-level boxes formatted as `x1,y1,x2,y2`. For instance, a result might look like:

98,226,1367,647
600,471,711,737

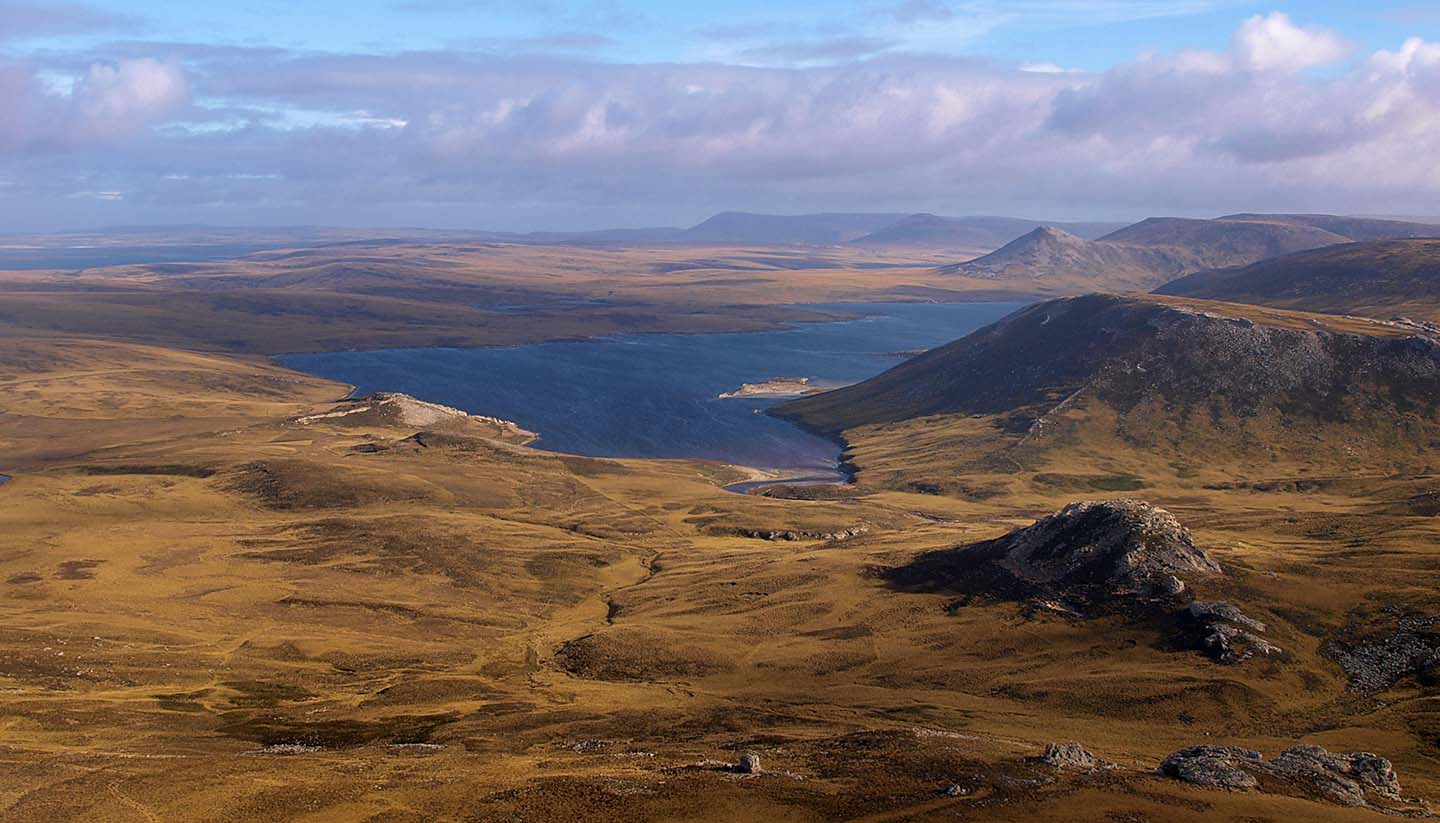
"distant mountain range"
935,214,1440,290
546,211,1126,249
844,213,1124,248
5,212,1437,282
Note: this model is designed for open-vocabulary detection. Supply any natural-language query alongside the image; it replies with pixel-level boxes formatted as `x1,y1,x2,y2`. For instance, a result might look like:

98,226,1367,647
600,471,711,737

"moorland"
3,211,1440,821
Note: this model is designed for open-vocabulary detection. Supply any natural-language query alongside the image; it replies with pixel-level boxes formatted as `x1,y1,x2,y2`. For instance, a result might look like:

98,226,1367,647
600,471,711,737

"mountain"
1097,216,1350,258
933,226,1194,290
1156,239,1440,321
676,211,909,245
659,211,1126,249
1217,213,1440,242
934,214,1440,290
847,214,1126,249
773,294,1440,468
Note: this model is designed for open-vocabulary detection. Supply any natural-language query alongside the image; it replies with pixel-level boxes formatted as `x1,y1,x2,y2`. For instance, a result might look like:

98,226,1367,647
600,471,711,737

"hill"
936,214,1440,290
847,214,1125,249
1218,213,1440,242
773,294,1440,472
10,294,1440,820
1097,216,1350,259
933,226,1196,289
676,211,908,244
1156,239,1440,321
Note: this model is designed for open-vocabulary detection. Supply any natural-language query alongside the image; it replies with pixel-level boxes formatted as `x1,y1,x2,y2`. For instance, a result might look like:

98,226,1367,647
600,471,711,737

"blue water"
278,302,1021,472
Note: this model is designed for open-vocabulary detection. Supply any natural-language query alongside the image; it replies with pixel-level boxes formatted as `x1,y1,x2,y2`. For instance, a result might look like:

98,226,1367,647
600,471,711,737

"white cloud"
1371,36,1440,74
0,57,188,150
1232,12,1349,72
3,16,1440,225
73,58,189,133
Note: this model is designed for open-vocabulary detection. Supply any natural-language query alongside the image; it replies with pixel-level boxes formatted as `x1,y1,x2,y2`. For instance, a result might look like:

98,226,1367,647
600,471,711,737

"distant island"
718,376,836,399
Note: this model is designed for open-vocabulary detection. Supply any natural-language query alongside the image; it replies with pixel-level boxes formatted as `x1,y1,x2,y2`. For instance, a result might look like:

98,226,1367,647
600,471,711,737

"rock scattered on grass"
889,499,1219,613
1158,745,1262,789
1040,741,1108,771
1178,601,1281,663
1159,743,1411,811
1324,604,1440,694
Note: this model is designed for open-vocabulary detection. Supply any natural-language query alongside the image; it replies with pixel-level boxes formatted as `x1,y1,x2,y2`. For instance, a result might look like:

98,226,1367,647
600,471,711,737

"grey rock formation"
888,499,1220,614
1158,745,1262,789
1179,601,1281,664
1270,745,1401,806
1159,743,1406,809
737,752,762,775
1324,605,1440,694
994,500,1219,600
1040,741,1103,770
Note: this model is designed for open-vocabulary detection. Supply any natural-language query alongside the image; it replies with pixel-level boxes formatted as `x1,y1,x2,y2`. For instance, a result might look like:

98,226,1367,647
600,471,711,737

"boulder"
1270,745,1401,806
1040,741,1104,770
1159,743,1407,810
1158,745,1262,789
1178,601,1281,664
1324,604,1440,694
888,499,1220,614
737,752,763,775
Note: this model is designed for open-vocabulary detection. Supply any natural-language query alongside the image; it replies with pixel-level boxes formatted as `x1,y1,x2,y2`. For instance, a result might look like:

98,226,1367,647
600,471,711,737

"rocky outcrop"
1178,601,1281,663
1159,744,1408,811
889,501,1289,666
990,499,1217,601
293,392,538,444
294,392,471,428
1324,604,1440,694
1159,745,1262,789
709,525,869,542
1040,742,1108,771
888,500,1217,613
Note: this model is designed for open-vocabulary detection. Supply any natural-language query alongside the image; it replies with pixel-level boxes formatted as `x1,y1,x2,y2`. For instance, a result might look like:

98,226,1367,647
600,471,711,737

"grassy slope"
4,238,1440,819
1,321,1437,820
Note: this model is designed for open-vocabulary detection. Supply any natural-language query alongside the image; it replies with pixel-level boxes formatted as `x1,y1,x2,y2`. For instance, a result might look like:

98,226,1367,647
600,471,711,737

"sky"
2,0,1439,231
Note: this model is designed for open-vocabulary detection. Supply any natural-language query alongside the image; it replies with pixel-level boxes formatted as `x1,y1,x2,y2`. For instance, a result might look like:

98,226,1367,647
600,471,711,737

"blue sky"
14,1,1437,70
3,1,1440,230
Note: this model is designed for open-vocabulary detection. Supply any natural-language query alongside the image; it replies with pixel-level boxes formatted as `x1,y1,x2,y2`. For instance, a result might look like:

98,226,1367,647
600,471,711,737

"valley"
3,213,1440,822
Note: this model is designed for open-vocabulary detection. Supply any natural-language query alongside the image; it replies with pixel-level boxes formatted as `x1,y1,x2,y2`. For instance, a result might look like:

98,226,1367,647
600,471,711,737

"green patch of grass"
1088,475,1146,492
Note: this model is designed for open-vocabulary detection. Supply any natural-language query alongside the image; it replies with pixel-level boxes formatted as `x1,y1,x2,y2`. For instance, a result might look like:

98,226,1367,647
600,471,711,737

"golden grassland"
2,240,1439,820
1,326,1437,822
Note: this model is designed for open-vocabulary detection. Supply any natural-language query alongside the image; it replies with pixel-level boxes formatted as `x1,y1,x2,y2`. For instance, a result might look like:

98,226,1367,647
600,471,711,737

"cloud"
1020,63,1070,74
738,36,897,64
3,14,1440,228
73,59,189,134
1232,12,1349,72
0,58,188,150
0,0,136,42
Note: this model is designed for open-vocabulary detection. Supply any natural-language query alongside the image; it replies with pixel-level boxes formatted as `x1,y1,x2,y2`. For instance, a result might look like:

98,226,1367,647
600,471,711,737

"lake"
278,301,1021,475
